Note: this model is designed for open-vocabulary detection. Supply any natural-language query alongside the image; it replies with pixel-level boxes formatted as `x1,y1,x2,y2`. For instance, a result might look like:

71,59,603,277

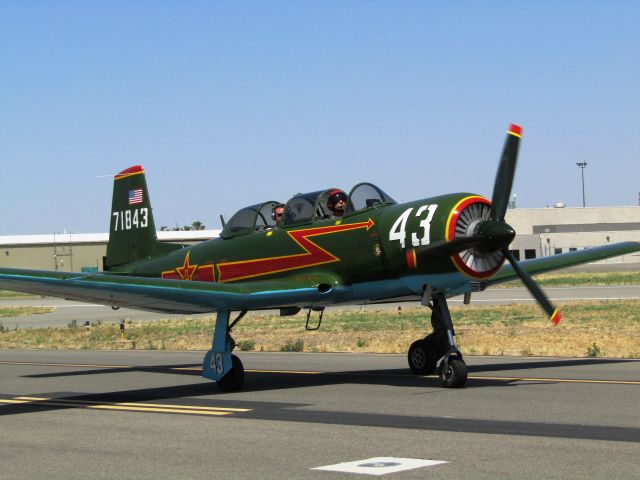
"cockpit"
220,201,281,239
220,183,396,238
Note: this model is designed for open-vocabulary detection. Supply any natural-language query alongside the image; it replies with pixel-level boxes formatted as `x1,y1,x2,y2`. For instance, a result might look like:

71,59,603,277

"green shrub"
587,343,602,357
280,339,304,352
238,340,256,351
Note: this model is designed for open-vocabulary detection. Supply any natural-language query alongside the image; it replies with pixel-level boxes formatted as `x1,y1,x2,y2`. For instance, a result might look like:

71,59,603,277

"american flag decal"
128,188,143,205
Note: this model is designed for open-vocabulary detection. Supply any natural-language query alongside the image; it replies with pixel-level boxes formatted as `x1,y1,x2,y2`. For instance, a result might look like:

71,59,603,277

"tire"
217,355,245,392
408,339,438,375
439,357,468,388
429,332,448,360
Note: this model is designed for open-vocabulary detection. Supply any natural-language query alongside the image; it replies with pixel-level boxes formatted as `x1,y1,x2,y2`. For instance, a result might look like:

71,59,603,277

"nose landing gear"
407,290,468,388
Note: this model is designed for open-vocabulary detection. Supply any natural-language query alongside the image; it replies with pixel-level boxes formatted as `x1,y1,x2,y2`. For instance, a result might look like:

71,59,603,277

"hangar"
1,205,639,272
506,206,640,263
0,230,220,273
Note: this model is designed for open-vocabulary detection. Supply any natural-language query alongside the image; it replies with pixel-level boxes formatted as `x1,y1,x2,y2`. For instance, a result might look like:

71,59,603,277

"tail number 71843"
389,204,438,249
112,208,149,231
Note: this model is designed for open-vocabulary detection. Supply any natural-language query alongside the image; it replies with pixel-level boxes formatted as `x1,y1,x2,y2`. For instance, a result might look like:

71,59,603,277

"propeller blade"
491,124,522,221
414,235,485,258
504,250,561,324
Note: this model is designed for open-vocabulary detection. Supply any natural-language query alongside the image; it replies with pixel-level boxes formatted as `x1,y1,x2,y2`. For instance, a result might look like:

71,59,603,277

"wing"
0,268,348,314
487,241,640,286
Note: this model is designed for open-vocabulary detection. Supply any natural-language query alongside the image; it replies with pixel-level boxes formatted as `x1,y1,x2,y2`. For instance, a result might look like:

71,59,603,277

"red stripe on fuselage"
217,220,373,282
406,249,417,270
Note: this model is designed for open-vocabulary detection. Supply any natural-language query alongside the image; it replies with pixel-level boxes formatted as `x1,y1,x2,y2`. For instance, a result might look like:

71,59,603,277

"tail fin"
105,165,180,270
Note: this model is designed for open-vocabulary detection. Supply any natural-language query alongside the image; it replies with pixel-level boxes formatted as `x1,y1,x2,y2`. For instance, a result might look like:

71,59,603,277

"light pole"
576,162,587,207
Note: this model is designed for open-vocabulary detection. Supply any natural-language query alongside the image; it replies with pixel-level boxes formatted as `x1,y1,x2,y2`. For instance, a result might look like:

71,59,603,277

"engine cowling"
445,196,506,279
378,193,510,279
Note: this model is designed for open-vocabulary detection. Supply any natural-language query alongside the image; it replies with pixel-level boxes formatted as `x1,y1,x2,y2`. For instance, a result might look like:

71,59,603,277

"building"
506,206,640,263
0,230,221,272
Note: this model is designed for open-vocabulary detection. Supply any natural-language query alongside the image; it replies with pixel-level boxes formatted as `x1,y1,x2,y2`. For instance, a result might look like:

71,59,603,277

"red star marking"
175,252,198,280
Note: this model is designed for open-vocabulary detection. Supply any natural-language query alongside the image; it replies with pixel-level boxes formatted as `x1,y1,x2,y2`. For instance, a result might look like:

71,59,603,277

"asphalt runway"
1,349,639,479
2,284,640,329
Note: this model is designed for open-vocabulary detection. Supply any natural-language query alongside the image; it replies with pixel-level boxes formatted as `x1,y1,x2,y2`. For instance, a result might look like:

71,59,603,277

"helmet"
271,203,285,221
327,189,347,210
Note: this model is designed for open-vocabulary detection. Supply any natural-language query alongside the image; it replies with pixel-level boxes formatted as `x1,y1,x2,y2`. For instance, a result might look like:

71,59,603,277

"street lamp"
576,162,587,207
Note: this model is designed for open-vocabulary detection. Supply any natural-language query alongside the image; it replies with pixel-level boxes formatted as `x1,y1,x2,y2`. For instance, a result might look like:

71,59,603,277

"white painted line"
449,297,640,302
312,457,447,476
2,304,103,308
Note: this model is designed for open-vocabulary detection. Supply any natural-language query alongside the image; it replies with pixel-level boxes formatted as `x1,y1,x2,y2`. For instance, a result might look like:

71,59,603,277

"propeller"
491,124,521,222
486,124,561,324
504,250,561,324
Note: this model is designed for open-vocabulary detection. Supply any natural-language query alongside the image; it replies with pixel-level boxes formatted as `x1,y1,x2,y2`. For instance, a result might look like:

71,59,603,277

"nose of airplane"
474,220,516,251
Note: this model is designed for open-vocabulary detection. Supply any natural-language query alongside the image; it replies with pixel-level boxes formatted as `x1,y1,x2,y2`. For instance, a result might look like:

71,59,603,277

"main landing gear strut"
407,289,468,388
202,310,247,392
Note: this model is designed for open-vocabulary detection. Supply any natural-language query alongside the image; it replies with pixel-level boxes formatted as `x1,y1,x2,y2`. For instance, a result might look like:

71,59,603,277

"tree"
167,221,205,231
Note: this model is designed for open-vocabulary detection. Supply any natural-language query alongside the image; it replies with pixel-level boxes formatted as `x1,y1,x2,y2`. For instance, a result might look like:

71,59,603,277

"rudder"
105,165,179,270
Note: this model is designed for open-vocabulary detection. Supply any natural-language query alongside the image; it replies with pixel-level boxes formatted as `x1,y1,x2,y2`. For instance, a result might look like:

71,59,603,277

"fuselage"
114,192,497,298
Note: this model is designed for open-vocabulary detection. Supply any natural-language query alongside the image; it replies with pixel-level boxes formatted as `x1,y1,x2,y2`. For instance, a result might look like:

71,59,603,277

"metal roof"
0,230,221,246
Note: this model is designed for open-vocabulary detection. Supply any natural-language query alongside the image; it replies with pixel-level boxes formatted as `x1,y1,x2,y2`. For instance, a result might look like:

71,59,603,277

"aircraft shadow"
23,363,203,379
3,367,518,417
23,356,633,380
4,356,632,417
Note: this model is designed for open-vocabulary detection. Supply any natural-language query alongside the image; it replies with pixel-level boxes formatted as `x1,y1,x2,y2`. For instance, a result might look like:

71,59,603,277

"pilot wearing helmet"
326,189,347,218
272,203,285,226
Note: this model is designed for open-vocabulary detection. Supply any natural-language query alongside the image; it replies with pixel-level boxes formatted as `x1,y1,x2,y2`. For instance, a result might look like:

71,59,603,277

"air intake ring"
446,196,506,278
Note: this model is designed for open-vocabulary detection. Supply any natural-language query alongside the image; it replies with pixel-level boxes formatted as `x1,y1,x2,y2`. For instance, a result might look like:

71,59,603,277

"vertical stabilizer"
105,165,172,269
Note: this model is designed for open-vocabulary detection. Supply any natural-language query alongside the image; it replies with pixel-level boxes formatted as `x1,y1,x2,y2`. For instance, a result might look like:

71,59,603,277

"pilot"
272,203,285,226
327,189,347,218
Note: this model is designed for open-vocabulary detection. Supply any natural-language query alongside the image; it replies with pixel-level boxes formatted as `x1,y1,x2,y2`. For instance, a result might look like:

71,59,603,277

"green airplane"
1,124,638,391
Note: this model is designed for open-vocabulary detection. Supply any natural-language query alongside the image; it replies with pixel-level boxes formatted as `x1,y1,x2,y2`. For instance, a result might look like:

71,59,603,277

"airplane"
1,124,638,392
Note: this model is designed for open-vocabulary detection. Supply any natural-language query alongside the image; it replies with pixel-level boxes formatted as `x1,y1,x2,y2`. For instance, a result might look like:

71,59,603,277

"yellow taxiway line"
466,375,640,386
0,360,132,369
0,396,251,416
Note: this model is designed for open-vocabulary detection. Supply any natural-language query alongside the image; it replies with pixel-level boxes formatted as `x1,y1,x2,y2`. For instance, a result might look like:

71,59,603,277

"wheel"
438,356,467,388
429,332,448,360
408,339,438,375
216,355,244,392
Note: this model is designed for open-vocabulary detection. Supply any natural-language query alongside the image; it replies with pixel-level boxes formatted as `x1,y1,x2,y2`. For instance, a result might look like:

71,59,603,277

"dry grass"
0,307,54,318
0,290,37,298
1,301,638,358
497,271,640,288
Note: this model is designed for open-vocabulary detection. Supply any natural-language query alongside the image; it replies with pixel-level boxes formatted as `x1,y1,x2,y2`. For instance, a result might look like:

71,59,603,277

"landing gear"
203,310,248,392
408,334,441,375
439,356,467,388
407,290,468,388
217,354,245,392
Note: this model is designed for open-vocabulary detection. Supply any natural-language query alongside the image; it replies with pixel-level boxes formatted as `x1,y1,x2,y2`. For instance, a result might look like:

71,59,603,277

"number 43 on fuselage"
1,124,638,391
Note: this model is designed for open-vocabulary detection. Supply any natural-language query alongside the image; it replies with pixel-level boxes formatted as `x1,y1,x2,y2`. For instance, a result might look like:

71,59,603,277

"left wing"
0,268,348,314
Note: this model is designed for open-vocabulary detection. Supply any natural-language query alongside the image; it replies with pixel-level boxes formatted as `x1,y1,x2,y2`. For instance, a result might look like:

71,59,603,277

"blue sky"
1,1,639,234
